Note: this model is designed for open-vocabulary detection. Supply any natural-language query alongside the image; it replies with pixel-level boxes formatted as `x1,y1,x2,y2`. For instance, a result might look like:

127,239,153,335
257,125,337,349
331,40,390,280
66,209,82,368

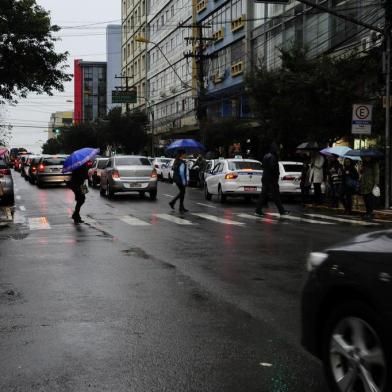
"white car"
204,158,263,202
152,157,173,178
204,159,220,182
278,161,303,194
161,159,174,182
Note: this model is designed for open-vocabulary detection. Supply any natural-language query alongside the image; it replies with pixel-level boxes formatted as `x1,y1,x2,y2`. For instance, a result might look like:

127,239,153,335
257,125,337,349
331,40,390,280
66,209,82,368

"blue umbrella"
320,146,352,157
62,147,100,173
345,148,383,158
165,139,206,154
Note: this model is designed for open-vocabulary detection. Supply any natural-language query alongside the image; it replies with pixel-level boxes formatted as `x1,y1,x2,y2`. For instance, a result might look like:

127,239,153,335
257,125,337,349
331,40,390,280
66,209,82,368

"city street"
1,174,391,391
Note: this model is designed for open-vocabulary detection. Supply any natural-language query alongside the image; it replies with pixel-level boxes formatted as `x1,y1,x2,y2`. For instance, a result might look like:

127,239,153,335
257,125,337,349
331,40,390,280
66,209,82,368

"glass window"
228,161,262,170
115,157,151,165
283,164,303,173
97,159,109,169
43,157,66,166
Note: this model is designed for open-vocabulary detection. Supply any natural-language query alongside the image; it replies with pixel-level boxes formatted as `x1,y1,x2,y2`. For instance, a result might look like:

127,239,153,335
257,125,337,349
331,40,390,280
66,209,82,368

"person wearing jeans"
170,150,188,213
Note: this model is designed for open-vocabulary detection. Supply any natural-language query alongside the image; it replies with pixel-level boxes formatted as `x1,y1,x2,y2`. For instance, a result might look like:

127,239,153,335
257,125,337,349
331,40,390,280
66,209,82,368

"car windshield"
283,164,303,173
97,159,109,169
228,161,262,171
115,157,151,166
43,157,66,166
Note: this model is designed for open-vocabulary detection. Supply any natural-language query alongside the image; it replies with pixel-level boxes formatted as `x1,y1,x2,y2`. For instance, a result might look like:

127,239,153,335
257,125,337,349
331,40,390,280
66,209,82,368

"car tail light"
225,172,238,180
38,164,45,172
282,175,296,181
31,166,37,173
112,170,120,179
151,169,158,178
0,168,11,175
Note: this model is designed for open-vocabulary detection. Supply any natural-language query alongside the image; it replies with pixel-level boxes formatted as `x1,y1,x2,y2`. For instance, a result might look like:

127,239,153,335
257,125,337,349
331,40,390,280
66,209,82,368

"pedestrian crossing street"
4,208,386,232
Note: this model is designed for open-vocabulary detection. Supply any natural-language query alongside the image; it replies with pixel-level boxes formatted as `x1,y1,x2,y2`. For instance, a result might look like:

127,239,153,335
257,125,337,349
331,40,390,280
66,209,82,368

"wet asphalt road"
0,173,388,391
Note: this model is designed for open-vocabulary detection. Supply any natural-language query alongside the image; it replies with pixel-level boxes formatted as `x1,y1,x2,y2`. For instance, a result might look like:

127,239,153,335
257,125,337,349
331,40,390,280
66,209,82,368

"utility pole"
114,75,134,113
385,0,392,209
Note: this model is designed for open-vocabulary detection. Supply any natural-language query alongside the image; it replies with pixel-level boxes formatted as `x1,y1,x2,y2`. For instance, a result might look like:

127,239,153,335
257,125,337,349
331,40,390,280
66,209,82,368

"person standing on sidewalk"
327,156,343,208
169,150,188,213
300,154,311,206
70,163,89,224
341,158,359,215
360,156,380,220
310,152,325,204
255,142,288,217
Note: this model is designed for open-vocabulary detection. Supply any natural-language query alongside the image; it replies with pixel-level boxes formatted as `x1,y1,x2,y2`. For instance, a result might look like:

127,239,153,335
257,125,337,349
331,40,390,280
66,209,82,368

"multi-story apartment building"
121,0,148,111
146,0,197,140
106,25,122,113
74,60,107,124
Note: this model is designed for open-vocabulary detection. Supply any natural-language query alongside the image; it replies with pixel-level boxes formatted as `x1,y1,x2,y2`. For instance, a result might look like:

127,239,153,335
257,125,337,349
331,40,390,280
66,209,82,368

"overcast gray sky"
3,1,121,153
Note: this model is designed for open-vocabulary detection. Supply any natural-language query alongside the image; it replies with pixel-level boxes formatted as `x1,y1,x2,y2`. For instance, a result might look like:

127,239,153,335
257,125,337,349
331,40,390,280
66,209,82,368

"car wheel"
204,185,212,201
99,183,105,196
322,301,390,392
149,190,157,200
218,185,226,203
36,180,43,188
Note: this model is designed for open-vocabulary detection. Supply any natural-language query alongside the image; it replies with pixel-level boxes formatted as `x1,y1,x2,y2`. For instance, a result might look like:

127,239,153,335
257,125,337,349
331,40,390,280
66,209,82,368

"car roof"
225,159,261,163
280,161,303,165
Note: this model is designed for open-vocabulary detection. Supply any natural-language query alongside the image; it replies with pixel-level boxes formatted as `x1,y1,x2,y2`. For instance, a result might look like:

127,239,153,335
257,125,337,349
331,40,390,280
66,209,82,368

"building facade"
74,60,107,124
106,25,122,113
121,0,148,110
48,111,73,140
146,0,197,140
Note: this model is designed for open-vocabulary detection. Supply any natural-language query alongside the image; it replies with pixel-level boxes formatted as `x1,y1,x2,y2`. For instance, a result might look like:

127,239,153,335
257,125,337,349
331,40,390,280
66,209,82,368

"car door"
101,159,111,187
208,162,223,194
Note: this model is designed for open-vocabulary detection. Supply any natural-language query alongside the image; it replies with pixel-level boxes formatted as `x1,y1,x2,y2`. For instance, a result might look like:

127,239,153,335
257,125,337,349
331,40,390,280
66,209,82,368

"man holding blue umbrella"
63,148,99,224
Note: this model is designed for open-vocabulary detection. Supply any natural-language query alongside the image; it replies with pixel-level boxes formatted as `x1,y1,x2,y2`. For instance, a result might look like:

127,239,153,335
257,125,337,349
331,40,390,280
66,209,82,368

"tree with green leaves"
0,0,70,103
246,46,383,152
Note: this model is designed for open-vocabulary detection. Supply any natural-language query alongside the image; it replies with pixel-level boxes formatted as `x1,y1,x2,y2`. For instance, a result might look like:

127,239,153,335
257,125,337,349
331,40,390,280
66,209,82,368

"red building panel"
74,59,83,124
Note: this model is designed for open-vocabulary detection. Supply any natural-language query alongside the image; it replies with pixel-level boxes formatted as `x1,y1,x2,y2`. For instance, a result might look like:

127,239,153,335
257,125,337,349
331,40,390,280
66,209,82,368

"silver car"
0,159,14,205
100,155,158,200
36,155,71,187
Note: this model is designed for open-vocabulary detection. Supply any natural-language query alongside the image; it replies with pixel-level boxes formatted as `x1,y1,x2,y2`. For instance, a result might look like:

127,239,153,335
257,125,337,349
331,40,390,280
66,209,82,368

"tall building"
48,111,73,139
195,0,252,122
106,25,122,113
147,0,197,142
121,0,148,110
74,60,107,124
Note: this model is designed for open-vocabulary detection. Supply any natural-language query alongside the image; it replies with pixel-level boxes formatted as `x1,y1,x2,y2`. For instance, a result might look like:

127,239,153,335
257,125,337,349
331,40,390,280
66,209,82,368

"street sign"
112,89,137,104
351,104,373,135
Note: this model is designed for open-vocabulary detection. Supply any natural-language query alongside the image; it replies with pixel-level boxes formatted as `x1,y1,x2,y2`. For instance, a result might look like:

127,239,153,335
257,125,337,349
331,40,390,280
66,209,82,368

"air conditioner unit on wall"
160,90,167,98
169,86,176,94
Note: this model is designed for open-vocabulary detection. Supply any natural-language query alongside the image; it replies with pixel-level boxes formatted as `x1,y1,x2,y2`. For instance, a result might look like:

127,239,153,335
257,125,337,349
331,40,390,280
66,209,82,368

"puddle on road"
122,247,151,260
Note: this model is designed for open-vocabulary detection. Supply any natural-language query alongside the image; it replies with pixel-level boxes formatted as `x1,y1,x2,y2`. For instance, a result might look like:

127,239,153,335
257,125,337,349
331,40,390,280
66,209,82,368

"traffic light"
54,128,61,136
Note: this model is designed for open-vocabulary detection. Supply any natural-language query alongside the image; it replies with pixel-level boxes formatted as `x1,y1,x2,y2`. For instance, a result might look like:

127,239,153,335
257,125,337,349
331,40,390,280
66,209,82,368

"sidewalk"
305,203,392,222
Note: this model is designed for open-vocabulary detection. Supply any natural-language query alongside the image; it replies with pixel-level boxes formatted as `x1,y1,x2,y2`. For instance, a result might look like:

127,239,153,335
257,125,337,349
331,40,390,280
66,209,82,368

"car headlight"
306,252,328,272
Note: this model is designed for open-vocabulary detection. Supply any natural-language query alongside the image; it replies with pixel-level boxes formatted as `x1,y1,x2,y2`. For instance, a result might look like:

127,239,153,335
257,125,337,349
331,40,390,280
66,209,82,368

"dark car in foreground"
302,230,392,392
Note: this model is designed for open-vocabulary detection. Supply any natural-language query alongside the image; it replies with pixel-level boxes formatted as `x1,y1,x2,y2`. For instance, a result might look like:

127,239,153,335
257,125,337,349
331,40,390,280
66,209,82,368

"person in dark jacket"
70,163,89,224
169,149,188,213
341,158,359,215
255,143,288,216
327,155,343,208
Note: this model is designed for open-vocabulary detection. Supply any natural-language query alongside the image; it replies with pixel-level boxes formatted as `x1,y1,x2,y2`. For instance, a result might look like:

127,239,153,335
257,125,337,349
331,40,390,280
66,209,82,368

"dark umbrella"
165,139,206,155
345,148,383,158
296,142,320,151
62,147,100,173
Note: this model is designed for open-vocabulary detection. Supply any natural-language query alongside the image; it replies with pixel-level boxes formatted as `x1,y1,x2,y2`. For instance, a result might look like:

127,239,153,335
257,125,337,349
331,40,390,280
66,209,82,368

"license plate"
244,186,257,192
124,183,141,188
50,168,60,173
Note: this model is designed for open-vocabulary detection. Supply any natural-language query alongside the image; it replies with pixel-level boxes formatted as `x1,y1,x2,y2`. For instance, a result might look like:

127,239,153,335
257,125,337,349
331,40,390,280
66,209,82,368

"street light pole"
385,29,391,209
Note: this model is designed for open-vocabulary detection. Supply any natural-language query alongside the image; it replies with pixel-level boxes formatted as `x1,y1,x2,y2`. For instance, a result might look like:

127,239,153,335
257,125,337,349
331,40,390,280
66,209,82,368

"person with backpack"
169,149,188,213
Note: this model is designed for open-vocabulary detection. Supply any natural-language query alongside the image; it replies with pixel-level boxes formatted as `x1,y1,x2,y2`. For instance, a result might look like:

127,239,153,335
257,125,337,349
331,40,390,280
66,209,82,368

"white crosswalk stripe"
120,215,151,226
237,213,278,224
155,213,194,225
28,217,51,230
266,213,335,225
192,213,245,226
305,213,379,226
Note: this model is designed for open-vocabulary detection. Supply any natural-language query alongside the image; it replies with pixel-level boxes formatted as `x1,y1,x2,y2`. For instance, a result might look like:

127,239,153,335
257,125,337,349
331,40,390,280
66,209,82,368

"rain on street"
1,175,390,391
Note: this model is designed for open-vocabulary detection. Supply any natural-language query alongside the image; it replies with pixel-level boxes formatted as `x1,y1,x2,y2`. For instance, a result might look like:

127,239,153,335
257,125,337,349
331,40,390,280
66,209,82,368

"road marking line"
305,213,379,226
196,202,217,209
163,194,174,198
120,215,150,226
192,213,245,226
156,213,194,225
267,213,335,225
19,206,26,211
28,217,51,230
237,213,278,224
15,195,21,200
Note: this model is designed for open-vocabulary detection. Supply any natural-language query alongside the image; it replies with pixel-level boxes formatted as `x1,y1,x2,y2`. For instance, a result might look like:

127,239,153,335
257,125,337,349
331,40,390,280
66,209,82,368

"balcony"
196,0,207,13
231,15,245,33
212,28,224,44
231,60,243,77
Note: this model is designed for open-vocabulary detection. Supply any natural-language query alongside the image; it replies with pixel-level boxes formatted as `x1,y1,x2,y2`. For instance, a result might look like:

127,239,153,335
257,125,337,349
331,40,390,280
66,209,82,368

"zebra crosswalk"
9,210,388,232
